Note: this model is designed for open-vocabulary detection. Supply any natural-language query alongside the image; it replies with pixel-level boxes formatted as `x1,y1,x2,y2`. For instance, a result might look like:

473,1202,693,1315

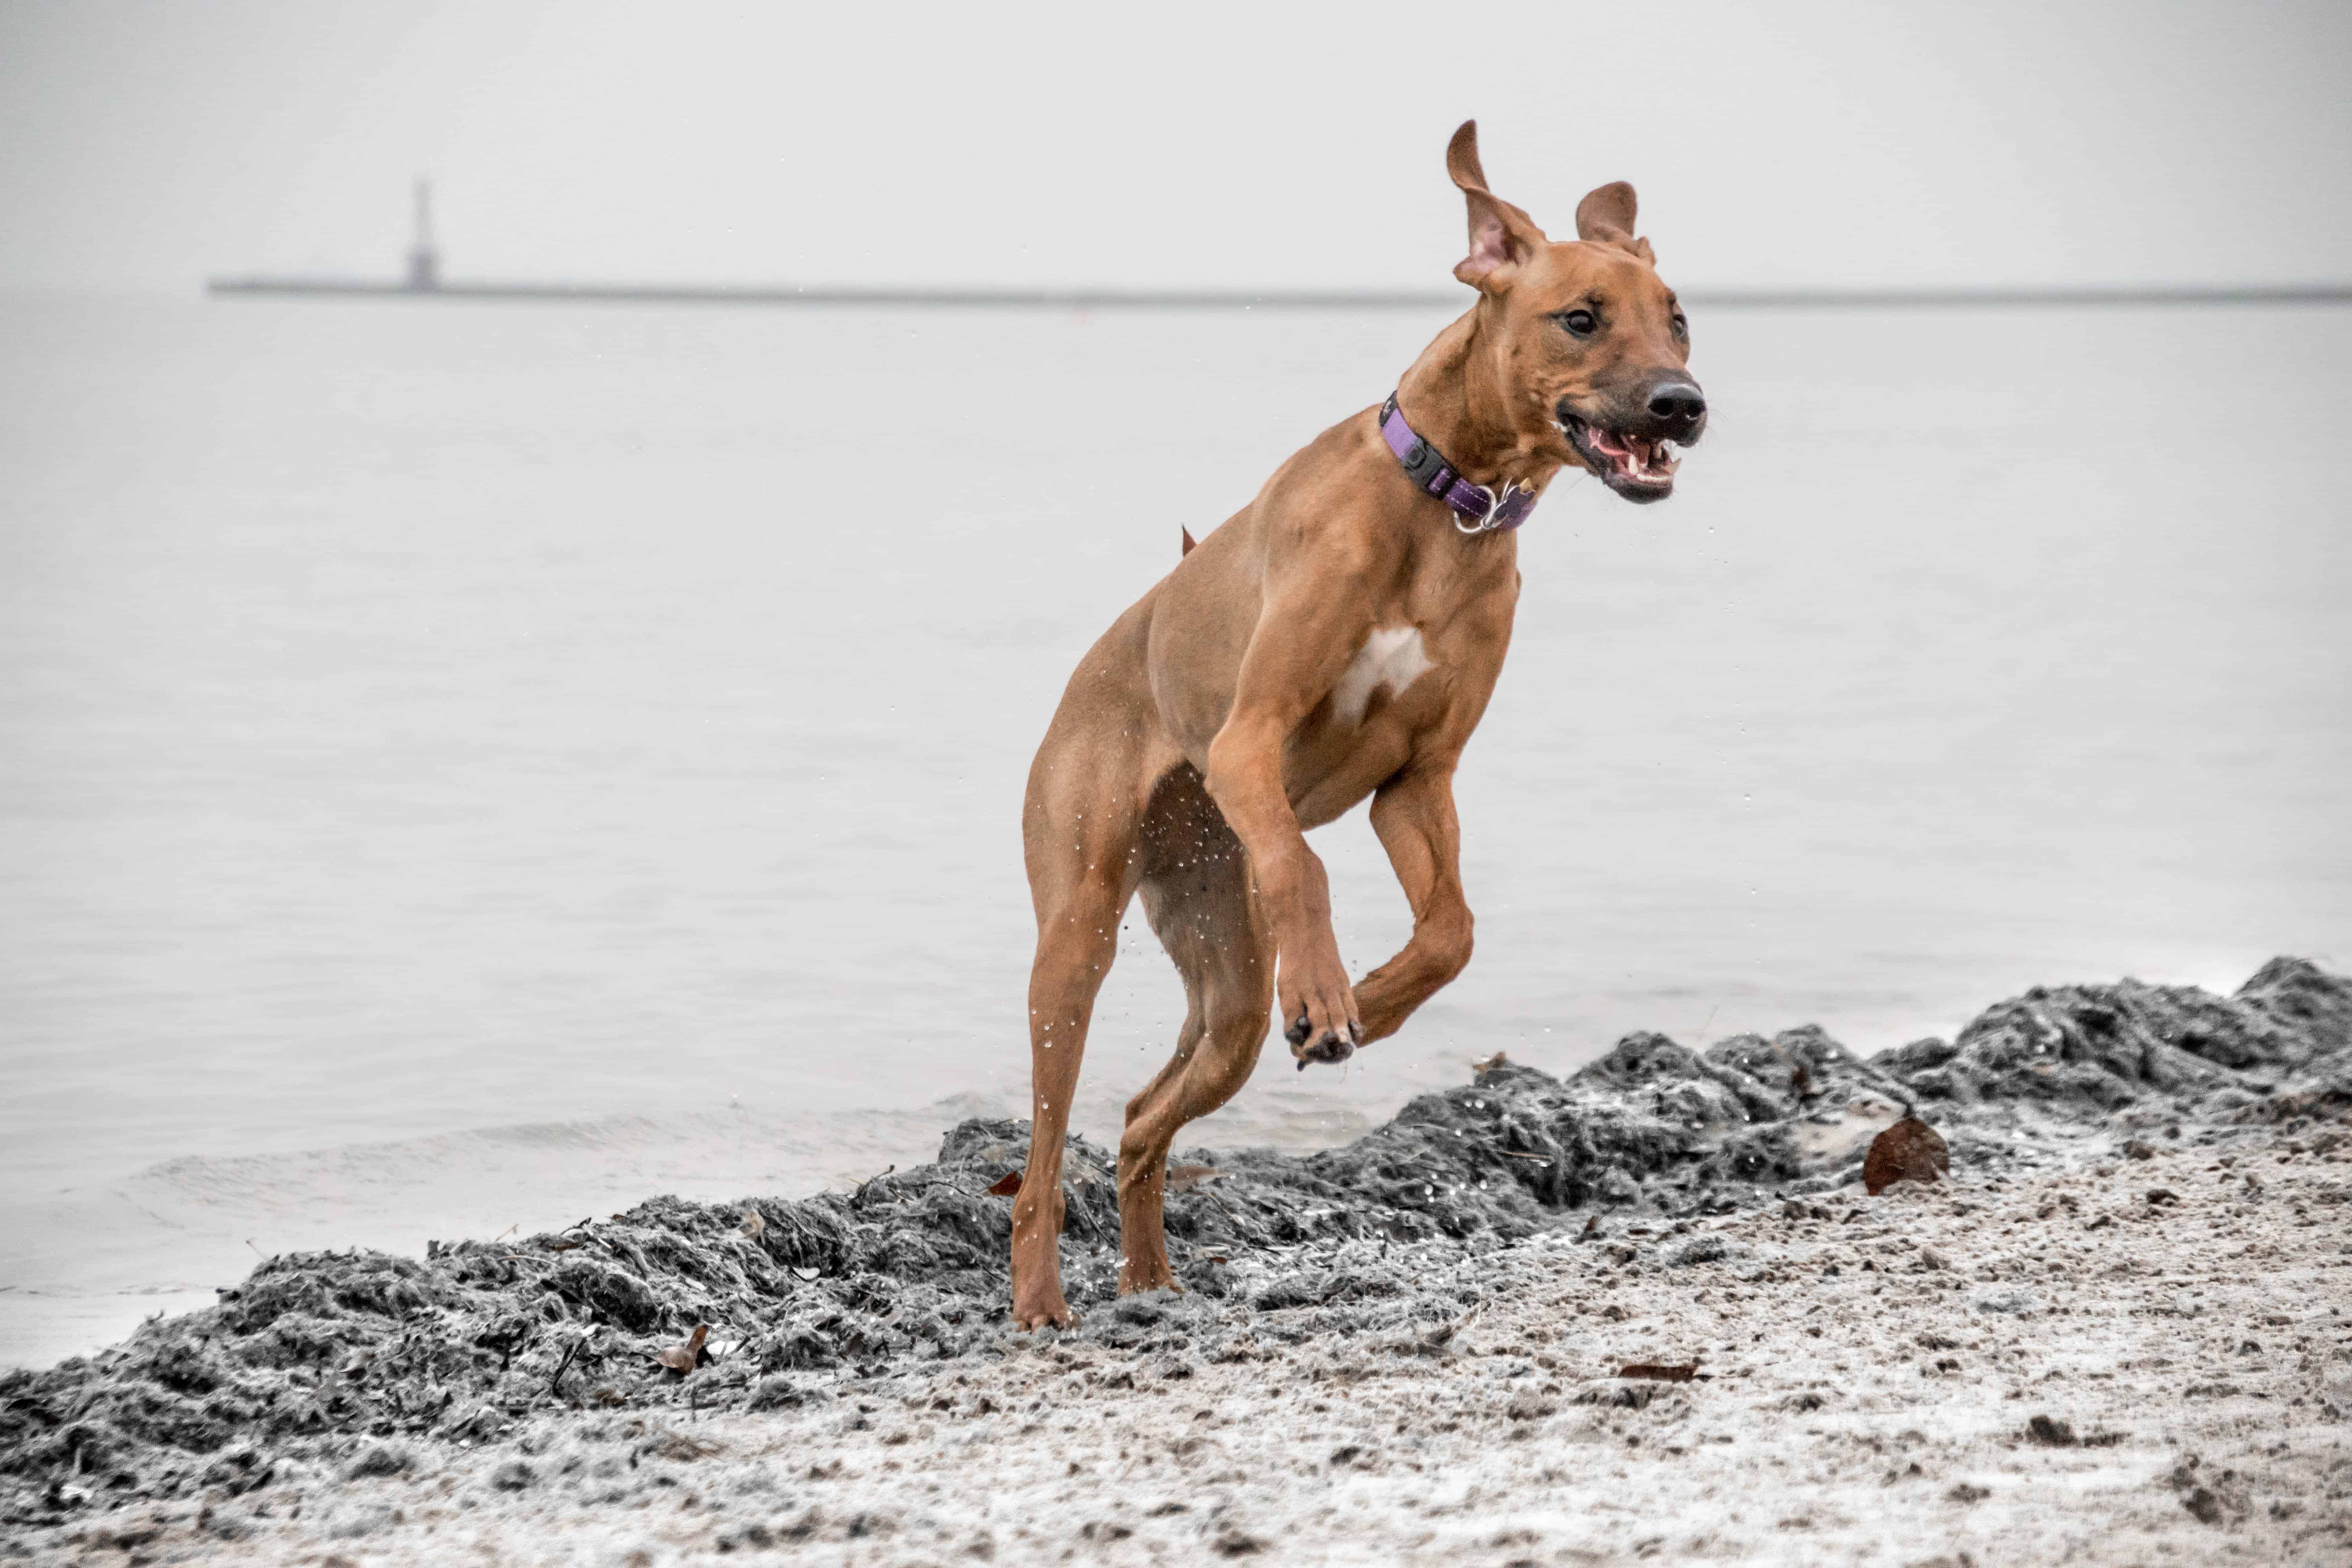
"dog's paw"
1290,1014,1360,1070
1116,1259,1183,1295
1280,946,1362,1069
1010,1297,1078,1332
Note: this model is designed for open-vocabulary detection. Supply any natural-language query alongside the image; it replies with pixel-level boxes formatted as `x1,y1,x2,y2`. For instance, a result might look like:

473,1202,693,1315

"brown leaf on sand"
654,1325,710,1376
1864,1113,1951,1195
1618,1362,1699,1383
986,1171,1023,1198
536,1237,583,1252
739,1208,765,1241
1168,1164,1225,1192
1472,1051,1510,1076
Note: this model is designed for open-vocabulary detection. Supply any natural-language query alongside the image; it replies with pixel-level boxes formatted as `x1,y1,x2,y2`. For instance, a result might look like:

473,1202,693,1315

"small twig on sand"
1418,1301,1484,1351
548,1334,587,1399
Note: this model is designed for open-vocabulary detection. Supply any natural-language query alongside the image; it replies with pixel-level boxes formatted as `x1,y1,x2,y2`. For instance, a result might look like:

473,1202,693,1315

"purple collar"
1379,392,1538,532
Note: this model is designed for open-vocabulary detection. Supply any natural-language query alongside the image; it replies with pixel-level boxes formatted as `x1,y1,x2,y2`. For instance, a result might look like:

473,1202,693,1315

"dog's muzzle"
1555,379,1706,503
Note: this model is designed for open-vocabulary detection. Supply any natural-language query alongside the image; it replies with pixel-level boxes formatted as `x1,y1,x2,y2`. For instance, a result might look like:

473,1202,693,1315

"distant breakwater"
203,278,2352,311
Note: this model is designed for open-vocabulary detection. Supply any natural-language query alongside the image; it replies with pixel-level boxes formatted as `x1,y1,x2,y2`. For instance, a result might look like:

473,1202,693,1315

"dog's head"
1447,121,1703,503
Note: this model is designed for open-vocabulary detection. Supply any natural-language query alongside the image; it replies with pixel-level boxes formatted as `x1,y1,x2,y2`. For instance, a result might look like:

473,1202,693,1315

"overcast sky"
2,0,2346,293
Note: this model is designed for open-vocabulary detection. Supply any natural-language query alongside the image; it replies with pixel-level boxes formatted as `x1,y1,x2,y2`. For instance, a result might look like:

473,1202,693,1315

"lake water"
3,290,2347,1366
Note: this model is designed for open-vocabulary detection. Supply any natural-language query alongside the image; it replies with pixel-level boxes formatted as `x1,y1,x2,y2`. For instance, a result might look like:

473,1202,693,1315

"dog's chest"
1331,626,1434,725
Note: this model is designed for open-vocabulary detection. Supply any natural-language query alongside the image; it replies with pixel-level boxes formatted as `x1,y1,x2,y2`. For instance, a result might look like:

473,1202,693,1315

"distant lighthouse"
405,180,441,292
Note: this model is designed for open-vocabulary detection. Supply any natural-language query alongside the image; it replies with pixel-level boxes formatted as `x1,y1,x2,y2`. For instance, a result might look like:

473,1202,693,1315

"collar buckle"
1455,479,1529,535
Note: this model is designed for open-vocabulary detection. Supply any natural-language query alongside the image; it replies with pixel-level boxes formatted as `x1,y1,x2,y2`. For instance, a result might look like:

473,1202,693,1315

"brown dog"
1010,121,1704,1328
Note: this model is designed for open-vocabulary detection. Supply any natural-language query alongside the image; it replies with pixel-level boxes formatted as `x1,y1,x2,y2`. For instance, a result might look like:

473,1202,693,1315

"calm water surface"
2,291,2346,1362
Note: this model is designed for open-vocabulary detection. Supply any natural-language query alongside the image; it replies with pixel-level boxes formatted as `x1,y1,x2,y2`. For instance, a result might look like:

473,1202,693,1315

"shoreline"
5,958,2348,1563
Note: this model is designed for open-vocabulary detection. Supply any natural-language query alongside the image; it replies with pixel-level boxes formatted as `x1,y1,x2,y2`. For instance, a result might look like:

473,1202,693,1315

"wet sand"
22,1140,2352,1566
7,959,2349,1564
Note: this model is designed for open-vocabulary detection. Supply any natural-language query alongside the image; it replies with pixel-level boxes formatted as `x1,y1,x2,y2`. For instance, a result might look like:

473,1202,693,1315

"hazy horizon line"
203,276,2352,311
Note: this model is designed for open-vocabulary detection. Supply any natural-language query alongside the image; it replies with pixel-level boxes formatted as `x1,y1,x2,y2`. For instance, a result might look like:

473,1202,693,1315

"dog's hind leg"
1011,869,1125,1330
1117,765,1274,1295
1011,655,1158,1330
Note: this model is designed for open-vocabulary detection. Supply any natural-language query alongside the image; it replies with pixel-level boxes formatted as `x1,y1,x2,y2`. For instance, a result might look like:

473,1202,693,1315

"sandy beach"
18,1136,2352,1566
7,960,2349,1565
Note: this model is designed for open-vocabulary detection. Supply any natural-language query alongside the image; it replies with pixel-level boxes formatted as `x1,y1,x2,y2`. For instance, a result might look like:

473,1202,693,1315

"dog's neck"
1394,308,1570,496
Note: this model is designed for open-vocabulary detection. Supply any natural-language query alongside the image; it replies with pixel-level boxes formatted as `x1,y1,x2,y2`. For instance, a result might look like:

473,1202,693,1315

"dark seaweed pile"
4,957,2346,1527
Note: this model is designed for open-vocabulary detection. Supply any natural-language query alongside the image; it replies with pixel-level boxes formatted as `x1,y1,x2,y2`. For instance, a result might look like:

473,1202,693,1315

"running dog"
1011,121,1705,1328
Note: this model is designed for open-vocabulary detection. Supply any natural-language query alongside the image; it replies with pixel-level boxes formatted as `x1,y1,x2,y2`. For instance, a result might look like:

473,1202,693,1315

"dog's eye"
1557,309,1598,338
1670,311,1688,339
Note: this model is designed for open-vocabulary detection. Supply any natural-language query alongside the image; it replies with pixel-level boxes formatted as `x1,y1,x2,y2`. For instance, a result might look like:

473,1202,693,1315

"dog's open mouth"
1557,415,1679,502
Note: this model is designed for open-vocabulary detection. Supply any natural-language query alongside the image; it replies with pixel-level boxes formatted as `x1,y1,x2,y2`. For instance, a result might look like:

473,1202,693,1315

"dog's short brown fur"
1011,122,1705,1328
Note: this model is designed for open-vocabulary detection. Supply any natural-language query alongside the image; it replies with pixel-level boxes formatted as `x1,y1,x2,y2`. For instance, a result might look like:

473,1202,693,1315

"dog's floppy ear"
1575,181,1656,264
1447,120,1547,291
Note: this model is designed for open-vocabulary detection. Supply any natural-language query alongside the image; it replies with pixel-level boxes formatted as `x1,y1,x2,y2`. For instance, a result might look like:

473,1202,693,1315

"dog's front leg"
1202,599,1368,1067
1210,733,1359,1064
1354,765,1475,1044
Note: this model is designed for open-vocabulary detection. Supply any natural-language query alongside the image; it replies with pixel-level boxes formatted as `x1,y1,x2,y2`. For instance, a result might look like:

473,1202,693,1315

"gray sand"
7,959,2350,1564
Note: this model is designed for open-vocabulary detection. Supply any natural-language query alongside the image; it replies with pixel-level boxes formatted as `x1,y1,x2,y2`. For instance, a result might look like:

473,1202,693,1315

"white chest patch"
1331,626,1434,725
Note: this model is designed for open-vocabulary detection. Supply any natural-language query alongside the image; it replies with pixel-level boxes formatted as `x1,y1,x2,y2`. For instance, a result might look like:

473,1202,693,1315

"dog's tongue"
1574,421,1674,483
1588,426,1642,472
1615,436,1676,481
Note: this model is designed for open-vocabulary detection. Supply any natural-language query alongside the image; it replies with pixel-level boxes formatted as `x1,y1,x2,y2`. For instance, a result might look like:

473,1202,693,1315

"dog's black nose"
1646,382,1707,426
